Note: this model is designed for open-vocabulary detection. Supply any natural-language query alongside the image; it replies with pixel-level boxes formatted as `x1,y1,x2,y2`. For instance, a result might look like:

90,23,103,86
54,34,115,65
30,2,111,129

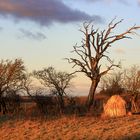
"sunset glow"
0,0,140,95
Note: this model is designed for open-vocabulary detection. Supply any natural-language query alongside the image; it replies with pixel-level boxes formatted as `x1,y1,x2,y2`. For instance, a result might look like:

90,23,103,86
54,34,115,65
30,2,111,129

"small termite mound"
103,95,126,118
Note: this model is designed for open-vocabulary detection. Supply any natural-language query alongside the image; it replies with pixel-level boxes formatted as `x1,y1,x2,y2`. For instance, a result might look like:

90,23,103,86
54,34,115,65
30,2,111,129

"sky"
0,0,140,96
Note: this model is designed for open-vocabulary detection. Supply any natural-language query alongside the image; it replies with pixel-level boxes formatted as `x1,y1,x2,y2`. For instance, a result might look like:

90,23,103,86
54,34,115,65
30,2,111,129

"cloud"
85,0,99,2
116,0,130,5
85,0,130,5
18,29,47,41
0,0,103,26
0,27,3,31
138,0,140,5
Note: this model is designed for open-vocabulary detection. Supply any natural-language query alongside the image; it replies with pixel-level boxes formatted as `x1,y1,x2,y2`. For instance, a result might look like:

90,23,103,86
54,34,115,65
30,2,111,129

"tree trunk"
0,89,10,115
86,79,99,111
0,97,7,114
58,95,65,114
131,94,139,113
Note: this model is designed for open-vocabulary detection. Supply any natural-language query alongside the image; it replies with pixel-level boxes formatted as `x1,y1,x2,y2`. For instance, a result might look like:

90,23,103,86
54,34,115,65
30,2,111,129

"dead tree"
100,71,124,96
0,59,25,114
33,67,75,113
66,18,140,110
21,74,57,115
123,65,140,113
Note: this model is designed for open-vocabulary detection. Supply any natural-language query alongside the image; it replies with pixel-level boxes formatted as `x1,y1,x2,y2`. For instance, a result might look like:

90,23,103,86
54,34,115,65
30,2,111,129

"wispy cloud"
117,0,130,5
138,0,140,5
0,27,3,31
18,29,47,41
0,0,103,26
85,0,130,5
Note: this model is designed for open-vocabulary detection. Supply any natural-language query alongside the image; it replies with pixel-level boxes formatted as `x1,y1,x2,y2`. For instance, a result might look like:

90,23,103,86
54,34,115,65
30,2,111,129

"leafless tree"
21,73,57,115
100,71,124,96
33,67,75,113
66,18,140,110
0,59,25,114
5,90,21,114
20,73,34,98
123,65,140,113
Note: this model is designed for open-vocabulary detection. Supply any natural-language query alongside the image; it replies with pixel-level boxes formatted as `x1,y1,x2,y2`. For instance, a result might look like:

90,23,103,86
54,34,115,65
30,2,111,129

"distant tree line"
0,58,140,116
0,59,75,115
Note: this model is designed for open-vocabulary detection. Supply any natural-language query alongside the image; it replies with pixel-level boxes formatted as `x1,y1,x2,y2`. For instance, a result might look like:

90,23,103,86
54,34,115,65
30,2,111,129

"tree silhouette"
66,18,140,110
33,67,75,113
123,65,140,113
0,59,25,114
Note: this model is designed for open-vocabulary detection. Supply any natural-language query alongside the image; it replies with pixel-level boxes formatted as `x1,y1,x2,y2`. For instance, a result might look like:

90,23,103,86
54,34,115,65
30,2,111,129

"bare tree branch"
66,18,140,109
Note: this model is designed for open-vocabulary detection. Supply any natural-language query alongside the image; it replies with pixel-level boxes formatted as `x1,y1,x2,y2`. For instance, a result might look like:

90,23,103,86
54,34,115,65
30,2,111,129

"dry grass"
0,115,140,140
0,94,140,140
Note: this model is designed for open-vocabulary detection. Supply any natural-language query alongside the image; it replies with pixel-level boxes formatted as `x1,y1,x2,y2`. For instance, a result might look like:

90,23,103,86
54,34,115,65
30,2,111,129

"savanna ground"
0,95,140,140
0,114,140,140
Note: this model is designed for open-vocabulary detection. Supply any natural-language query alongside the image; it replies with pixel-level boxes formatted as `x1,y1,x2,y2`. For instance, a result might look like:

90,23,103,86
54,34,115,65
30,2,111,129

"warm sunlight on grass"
0,115,140,140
